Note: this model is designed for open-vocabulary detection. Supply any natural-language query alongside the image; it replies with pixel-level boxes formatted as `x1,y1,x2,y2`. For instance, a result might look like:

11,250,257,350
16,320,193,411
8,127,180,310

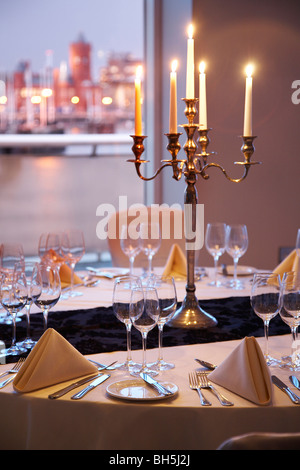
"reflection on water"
0,153,143,255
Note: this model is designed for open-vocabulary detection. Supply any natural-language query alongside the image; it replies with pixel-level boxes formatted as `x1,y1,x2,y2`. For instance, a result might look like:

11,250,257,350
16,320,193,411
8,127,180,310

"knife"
48,373,103,399
194,359,217,371
139,372,173,396
290,375,300,391
0,375,16,389
71,374,110,399
271,375,300,404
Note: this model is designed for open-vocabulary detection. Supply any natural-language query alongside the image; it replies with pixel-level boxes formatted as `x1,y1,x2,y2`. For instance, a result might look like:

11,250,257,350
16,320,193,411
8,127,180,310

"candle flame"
136,65,143,80
245,64,253,77
188,24,194,39
171,60,178,73
199,61,205,74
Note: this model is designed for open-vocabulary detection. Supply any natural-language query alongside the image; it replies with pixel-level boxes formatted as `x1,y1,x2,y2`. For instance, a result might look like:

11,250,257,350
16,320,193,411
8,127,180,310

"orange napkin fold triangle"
273,249,299,280
45,249,82,288
13,328,98,393
209,336,272,405
162,243,187,279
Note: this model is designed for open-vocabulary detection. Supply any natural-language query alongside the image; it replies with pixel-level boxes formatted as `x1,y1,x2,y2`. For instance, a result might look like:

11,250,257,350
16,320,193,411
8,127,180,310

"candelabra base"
168,292,218,329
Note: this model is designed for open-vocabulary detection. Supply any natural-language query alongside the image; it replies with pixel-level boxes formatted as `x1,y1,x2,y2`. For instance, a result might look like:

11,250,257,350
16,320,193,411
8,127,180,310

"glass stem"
148,255,153,276
70,262,75,293
233,257,239,286
157,324,164,363
291,326,298,366
141,331,148,370
11,313,16,346
26,304,31,338
129,256,134,276
125,322,132,363
264,319,270,358
213,256,219,285
43,309,48,331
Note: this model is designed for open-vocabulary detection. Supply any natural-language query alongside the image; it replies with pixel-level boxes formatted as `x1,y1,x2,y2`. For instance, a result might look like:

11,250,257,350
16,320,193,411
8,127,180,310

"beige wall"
158,0,300,270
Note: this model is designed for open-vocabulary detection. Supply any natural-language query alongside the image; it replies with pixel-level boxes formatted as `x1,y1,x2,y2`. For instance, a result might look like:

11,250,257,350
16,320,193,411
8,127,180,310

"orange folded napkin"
273,249,299,280
45,249,82,288
162,243,187,279
13,328,98,393
208,336,272,405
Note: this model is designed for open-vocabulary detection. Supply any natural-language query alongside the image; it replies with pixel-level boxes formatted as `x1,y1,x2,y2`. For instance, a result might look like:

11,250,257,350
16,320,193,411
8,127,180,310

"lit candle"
169,60,178,134
243,64,253,136
186,24,194,99
135,65,143,135
199,61,207,129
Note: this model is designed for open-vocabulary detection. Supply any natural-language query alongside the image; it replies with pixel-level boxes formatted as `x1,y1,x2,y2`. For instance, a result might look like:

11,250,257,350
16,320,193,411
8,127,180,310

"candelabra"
128,98,261,329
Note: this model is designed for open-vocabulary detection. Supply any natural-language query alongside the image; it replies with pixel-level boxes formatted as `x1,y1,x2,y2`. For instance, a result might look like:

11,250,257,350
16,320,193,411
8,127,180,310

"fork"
197,373,234,406
189,372,211,406
0,357,26,379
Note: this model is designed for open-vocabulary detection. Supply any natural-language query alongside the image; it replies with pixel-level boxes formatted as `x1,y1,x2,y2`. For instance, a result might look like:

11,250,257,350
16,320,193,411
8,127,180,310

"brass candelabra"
128,97,261,329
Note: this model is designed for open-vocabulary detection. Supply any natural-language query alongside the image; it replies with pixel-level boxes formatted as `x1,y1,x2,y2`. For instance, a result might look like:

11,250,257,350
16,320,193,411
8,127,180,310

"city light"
71,96,80,104
0,96,7,105
31,96,42,104
102,97,113,105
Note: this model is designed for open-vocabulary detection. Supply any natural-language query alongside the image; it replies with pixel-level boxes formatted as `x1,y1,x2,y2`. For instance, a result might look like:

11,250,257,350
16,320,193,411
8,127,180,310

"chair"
106,205,185,268
217,432,300,450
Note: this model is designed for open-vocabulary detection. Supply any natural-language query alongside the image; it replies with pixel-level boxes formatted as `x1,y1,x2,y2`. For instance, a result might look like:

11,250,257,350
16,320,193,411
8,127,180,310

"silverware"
0,357,25,379
272,375,300,404
290,375,300,391
87,359,118,370
71,374,110,399
194,358,217,371
0,375,16,389
48,361,117,399
197,373,234,406
86,267,115,279
189,372,211,406
139,372,173,396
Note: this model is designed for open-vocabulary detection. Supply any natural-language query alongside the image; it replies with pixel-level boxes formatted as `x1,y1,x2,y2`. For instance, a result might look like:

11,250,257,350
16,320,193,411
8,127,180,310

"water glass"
280,271,300,370
139,222,161,279
205,223,226,286
250,272,281,365
225,224,248,289
148,275,177,370
0,243,25,324
112,276,142,370
0,269,28,356
61,230,85,297
34,263,61,331
130,285,160,377
120,225,140,276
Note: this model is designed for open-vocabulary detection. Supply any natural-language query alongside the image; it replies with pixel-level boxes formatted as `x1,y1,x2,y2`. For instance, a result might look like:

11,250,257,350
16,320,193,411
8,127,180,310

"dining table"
0,265,298,451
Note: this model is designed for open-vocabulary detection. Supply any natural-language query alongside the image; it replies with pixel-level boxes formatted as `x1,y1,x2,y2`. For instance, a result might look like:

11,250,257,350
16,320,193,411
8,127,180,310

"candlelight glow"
171,60,178,73
199,61,205,74
188,24,193,39
245,64,254,77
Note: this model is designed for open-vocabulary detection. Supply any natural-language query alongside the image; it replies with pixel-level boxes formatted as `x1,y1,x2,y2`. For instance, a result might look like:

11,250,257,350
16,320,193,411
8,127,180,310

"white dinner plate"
91,268,129,278
218,265,257,276
106,378,178,401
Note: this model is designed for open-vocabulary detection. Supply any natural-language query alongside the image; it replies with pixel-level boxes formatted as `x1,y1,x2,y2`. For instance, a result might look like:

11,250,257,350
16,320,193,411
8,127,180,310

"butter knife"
71,374,110,399
139,372,173,396
0,375,15,389
272,375,300,404
194,359,217,370
290,375,300,391
48,373,102,399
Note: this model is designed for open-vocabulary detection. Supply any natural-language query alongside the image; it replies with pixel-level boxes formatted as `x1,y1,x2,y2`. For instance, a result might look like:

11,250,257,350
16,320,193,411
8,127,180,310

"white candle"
169,60,178,133
199,61,207,129
135,65,143,135
243,64,253,136
186,24,194,99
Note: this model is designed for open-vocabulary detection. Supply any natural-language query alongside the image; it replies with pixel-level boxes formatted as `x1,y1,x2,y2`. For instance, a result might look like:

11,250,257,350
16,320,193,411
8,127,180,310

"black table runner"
0,296,289,359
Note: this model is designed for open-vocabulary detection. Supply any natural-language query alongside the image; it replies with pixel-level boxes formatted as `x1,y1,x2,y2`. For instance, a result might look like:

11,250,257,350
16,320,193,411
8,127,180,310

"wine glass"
148,275,177,370
61,230,85,297
250,272,281,365
34,262,61,331
120,225,140,276
205,223,226,286
38,233,48,260
225,224,248,289
0,269,28,356
130,285,160,377
14,262,42,349
112,276,142,370
138,222,161,279
0,243,25,324
280,271,300,371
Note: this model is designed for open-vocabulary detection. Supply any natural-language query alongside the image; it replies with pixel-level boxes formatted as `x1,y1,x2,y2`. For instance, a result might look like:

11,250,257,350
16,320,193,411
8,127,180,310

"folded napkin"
209,336,272,405
45,249,82,288
13,328,97,393
162,243,187,279
273,249,299,280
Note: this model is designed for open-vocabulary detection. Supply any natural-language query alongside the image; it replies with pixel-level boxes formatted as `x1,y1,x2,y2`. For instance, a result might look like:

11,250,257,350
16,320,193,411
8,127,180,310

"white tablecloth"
0,334,299,450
